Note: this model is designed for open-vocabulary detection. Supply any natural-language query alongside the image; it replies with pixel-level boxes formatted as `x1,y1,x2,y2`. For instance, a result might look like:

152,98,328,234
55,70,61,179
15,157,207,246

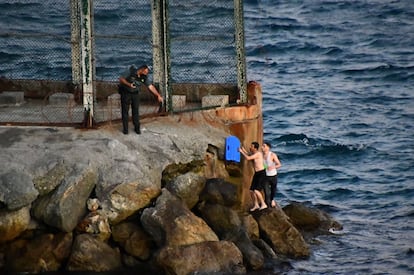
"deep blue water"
1,0,414,274
244,0,414,274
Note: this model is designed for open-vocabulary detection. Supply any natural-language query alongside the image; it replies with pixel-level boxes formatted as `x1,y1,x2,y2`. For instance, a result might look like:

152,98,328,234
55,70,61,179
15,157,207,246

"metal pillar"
70,0,81,86
152,0,163,89
80,0,94,126
234,0,247,103
152,0,171,112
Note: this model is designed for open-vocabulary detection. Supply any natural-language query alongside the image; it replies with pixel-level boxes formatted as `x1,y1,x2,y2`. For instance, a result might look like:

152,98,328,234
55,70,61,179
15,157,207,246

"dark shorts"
250,169,266,191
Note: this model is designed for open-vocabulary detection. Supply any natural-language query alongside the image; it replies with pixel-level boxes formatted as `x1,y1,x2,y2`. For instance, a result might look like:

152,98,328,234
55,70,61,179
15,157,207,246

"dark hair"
137,64,149,71
264,142,272,148
252,141,260,150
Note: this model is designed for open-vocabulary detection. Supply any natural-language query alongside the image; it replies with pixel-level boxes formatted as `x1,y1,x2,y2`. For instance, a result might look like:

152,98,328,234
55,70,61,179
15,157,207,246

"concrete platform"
107,93,121,107
172,95,186,109
202,95,229,108
49,92,75,105
0,91,25,105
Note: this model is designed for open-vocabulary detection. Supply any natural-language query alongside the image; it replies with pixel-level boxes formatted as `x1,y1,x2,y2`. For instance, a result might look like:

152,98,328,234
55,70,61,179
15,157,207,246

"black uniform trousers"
120,91,140,133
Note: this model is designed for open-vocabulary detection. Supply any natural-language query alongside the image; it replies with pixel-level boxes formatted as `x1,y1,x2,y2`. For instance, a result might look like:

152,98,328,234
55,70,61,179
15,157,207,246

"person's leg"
264,177,272,207
271,175,278,207
257,171,268,209
250,191,259,211
255,190,267,209
120,93,130,134
131,93,140,134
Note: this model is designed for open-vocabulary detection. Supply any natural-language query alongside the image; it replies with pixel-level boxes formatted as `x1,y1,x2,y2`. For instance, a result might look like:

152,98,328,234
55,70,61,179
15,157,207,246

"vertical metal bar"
152,0,162,87
70,0,81,86
90,0,96,106
80,0,94,125
163,0,172,113
234,0,247,103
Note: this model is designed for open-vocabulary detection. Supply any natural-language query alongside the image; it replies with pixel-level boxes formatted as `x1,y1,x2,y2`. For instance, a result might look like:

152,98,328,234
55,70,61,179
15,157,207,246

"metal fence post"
234,0,247,103
152,0,171,112
70,0,81,86
80,0,94,127
152,0,162,89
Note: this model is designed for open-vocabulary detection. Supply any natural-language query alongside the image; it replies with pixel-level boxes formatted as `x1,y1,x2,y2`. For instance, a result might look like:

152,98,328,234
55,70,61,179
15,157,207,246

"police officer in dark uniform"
118,64,163,134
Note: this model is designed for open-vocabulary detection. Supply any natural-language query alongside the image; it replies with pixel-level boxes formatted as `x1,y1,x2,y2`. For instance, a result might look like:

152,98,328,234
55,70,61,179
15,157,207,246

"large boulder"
252,205,310,259
0,207,31,243
0,169,38,210
156,241,246,275
141,189,218,247
165,171,206,209
111,221,154,261
282,202,343,235
5,232,72,273
100,180,161,225
33,160,68,196
66,234,122,272
198,200,264,270
199,178,241,207
31,164,97,232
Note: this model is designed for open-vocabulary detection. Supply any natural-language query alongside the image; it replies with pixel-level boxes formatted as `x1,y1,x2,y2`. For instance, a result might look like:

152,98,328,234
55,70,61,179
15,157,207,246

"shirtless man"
239,142,268,211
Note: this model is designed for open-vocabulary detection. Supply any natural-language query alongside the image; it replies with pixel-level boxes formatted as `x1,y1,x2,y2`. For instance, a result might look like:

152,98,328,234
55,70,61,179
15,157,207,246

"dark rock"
5,232,72,273
200,178,241,207
252,206,310,259
112,221,154,261
66,233,122,272
282,202,343,235
156,241,246,274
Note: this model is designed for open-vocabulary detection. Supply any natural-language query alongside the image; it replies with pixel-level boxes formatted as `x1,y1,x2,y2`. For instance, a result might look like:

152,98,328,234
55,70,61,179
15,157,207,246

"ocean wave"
343,64,414,74
276,133,367,154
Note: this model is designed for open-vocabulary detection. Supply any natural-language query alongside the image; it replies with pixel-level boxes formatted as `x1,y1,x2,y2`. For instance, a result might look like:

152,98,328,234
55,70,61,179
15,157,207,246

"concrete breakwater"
0,83,341,273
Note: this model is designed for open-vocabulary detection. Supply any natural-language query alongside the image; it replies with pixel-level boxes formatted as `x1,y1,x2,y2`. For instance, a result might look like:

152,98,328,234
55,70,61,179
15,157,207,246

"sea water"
244,0,414,274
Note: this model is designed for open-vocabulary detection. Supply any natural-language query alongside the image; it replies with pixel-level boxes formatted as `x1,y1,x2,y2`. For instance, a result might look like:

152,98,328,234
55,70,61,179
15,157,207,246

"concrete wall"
0,78,238,104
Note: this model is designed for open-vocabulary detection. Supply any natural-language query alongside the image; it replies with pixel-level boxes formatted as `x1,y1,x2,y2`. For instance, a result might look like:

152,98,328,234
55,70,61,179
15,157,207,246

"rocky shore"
0,111,342,274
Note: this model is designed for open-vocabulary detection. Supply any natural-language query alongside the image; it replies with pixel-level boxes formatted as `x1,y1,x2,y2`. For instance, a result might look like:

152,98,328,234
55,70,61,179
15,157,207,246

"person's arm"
239,148,257,161
119,76,136,89
148,84,163,103
272,152,281,169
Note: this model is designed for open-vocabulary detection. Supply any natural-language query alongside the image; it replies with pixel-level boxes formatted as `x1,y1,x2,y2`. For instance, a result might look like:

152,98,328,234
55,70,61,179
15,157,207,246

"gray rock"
32,164,97,232
165,171,205,209
0,170,38,210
